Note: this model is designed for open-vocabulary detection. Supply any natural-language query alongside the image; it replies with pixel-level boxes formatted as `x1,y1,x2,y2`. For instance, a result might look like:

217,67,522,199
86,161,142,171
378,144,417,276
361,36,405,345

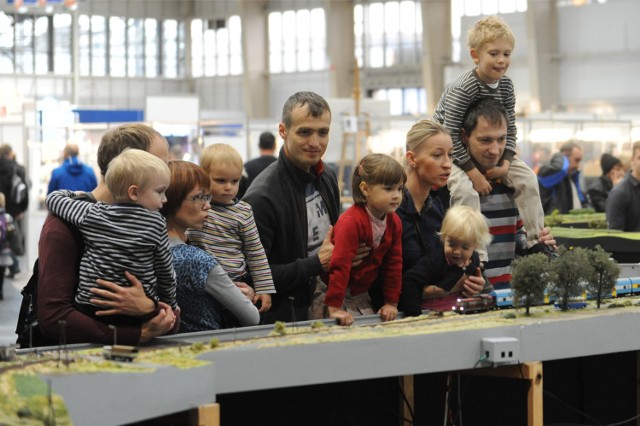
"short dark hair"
258,132,276,150
281,91,331,128
461,98,508,137
97,124,165,176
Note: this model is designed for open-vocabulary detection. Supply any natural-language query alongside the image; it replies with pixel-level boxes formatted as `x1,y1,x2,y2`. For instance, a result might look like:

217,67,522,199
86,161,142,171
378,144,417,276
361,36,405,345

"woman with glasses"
161,161,260,332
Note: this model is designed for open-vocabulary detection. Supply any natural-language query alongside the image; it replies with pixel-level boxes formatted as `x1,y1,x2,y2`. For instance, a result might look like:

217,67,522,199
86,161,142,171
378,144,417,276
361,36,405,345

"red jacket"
325,204,403,308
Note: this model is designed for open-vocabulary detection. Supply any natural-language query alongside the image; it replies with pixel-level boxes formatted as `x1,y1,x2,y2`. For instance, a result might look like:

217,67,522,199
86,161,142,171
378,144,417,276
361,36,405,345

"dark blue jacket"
48,157,97,194
537,153,587,214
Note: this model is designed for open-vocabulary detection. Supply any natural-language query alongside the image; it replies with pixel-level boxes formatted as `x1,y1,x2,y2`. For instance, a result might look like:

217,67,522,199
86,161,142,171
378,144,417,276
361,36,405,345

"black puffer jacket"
243,147,340,323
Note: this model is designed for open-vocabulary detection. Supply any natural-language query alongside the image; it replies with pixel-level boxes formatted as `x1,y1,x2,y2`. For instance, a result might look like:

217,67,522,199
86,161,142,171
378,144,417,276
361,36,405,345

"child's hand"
327,306,353,326
484,161,510,180
462,267,486,297
378,304,398,322
253,293,272,313
467,168,492,196
422,285,446,299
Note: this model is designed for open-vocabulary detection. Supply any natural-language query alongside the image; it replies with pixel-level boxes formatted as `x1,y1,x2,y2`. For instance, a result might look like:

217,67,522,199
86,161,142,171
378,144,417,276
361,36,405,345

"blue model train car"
446,274,640,314
612,276,640,297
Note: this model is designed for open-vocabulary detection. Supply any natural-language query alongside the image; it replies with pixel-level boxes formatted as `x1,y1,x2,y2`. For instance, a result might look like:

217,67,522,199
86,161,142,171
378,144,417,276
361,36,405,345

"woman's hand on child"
235,282,255,300
253,294,272,313
378,304,398,322
92,271,156,317
328,305,354,326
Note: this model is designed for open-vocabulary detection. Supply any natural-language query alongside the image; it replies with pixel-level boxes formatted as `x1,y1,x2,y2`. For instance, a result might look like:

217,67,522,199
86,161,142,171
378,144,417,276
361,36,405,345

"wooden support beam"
461,362,543,426
399,375,414,426
196,403,220,426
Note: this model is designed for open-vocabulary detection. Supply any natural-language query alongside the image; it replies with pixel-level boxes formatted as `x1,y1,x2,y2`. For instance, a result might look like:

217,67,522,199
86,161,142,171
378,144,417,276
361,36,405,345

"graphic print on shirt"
305,184,331,257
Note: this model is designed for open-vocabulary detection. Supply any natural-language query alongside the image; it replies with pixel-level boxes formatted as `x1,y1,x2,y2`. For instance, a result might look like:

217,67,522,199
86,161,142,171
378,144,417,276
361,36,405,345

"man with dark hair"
47,144,97,194
237,131,278,198
244,92,344,323
452,98,557,291
588,153,624,213
538,141,589,214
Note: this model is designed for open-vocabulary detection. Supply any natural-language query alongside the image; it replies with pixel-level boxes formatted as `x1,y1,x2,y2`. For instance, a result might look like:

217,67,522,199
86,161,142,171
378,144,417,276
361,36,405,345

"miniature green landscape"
2,295,640,425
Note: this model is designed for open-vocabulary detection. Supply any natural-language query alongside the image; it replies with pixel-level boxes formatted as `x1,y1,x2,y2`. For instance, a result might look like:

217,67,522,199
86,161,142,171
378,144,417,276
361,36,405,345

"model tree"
548,246,590,311
585,245,619,308
511,253,553,315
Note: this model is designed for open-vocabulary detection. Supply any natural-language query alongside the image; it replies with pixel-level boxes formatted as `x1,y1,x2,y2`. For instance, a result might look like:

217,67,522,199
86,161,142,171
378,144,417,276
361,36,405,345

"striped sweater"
45,190,177,309
433,68,517,171
480,182,527,290
186,200,275,294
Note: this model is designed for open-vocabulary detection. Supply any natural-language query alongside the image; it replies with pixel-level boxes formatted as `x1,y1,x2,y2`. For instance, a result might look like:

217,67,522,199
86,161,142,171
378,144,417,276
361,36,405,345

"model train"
452,276,640,314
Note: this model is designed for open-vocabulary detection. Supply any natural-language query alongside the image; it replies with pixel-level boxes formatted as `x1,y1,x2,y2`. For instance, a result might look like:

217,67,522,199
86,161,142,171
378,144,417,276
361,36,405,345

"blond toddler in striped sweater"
186,144,275,314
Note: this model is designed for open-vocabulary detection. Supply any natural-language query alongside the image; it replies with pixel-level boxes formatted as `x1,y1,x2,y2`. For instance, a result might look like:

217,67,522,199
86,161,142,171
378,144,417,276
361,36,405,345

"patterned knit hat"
600,153,622,175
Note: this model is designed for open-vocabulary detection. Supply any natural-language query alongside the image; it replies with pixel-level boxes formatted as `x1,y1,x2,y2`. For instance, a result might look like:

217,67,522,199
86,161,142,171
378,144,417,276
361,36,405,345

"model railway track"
153,310,462,347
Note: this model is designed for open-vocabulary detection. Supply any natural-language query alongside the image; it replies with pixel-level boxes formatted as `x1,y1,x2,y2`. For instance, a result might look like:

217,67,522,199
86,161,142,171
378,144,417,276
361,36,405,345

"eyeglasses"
186,194,212,205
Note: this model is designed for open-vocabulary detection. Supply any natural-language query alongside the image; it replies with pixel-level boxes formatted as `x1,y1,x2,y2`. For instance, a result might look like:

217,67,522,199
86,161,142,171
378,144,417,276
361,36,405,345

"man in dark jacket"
587,153,624,213
47,144,97,194
243,92,341,324
537,141,588,214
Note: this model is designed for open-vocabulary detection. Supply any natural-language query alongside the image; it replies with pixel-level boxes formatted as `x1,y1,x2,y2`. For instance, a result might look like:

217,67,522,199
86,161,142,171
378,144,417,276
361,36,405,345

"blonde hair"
467,15,515,51
440,205,492,251
200,143,243,175
404,120,449,168
0,192,5,208
105,149,170,201
351,153,406,206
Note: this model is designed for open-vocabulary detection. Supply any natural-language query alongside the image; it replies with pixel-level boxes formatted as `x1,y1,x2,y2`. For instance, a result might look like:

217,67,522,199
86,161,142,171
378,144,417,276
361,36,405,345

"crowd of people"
8,15,637,347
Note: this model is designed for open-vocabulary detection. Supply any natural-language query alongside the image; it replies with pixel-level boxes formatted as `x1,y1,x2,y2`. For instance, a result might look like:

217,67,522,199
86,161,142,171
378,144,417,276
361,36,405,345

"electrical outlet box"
482,337,520,364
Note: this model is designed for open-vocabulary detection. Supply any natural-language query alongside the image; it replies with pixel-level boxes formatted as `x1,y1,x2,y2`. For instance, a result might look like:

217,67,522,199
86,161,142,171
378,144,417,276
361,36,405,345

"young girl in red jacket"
324,153,406,326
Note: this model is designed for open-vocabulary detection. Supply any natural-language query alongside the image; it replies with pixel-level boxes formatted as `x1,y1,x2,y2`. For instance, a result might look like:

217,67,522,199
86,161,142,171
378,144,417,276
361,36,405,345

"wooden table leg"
460,361,543,426
197,403,220,426
399,375,414,426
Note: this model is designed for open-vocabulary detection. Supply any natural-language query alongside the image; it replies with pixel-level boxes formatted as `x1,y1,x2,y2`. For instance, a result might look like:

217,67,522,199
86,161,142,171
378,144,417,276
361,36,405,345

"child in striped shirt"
187,144,275,315
45,148,177,322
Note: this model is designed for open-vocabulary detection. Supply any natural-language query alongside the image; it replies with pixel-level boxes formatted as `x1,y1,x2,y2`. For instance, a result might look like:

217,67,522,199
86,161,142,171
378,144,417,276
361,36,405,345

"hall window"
354,1,422,69
145,18,158,78
109,16,126,77
269,8,326,74
53,13,72,74
191,16,242,77
127,18,144,77
371,87,426,116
